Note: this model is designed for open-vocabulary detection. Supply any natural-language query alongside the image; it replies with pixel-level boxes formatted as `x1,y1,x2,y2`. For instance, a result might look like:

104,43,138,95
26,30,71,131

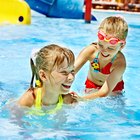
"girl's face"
98,40,122,59
97,31,125,60
48,58,75,94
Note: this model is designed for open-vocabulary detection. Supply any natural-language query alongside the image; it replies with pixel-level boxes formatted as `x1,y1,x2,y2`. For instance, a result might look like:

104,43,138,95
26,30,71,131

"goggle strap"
98,31,125,45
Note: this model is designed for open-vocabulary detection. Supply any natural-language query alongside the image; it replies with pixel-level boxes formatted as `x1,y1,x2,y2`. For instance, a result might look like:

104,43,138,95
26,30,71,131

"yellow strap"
28,108,45,116
34,88,42,109
47,94,63,114
36,80,42,87
30,88,63,116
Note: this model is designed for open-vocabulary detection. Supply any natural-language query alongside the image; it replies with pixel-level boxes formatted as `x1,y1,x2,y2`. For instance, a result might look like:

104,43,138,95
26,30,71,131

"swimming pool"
0,10,140,139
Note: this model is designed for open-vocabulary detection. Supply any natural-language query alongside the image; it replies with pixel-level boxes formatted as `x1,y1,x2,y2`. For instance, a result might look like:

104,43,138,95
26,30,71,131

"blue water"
0,10,140,139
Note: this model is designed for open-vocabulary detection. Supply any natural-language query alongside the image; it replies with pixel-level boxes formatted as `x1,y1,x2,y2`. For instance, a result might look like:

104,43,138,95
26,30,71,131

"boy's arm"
83,57,126,100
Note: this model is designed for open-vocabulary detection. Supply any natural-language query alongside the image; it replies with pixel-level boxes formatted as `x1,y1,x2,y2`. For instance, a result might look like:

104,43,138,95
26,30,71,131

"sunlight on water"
0,10,140,139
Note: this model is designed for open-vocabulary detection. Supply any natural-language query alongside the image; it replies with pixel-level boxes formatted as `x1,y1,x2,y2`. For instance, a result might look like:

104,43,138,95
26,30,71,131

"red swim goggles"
97,31,125,45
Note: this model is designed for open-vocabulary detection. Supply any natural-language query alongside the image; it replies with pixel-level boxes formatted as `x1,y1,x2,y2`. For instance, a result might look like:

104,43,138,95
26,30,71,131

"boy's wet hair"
99,16,128,40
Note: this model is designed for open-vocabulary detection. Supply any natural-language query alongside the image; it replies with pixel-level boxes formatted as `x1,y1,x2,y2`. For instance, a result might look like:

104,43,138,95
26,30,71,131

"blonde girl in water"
75,16,128,100
18,44,77,115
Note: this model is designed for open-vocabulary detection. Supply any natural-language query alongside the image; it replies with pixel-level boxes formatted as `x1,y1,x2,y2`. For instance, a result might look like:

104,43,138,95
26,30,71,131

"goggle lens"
98,31,125,45
109,38,119,45
98,32,104,40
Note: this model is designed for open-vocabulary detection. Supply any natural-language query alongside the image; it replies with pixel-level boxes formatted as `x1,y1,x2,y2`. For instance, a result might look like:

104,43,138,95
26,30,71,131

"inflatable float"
0,0,31,25
25,0,97,21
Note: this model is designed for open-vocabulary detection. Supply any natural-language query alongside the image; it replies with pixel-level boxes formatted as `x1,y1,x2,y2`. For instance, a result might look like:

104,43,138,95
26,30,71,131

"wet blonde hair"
99,16,128,40
30,44,75,87
36,44,75,73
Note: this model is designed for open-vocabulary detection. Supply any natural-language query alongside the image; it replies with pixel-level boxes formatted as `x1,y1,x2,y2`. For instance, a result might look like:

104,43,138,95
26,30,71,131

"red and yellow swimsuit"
85,52,124,92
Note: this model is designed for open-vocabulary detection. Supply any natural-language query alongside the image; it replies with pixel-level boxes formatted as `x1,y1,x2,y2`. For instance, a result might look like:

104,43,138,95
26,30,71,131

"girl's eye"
71,70,75,75
98,43,103,48
61,70,75,76
108,47,114,50
61,71,69,75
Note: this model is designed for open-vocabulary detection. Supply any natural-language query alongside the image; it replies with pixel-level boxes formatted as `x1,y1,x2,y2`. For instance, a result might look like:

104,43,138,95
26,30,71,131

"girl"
75,16,128,100
18,44,77,114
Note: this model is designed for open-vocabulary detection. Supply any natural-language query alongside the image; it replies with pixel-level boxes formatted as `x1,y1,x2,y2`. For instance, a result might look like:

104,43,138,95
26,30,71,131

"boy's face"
48,58,75,94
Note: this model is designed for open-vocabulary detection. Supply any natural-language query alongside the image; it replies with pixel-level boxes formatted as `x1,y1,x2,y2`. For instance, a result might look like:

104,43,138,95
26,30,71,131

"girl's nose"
67,73,75,82
101,44,108,51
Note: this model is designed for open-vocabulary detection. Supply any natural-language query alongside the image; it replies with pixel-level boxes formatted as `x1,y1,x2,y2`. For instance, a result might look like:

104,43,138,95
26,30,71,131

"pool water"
0,10,140,139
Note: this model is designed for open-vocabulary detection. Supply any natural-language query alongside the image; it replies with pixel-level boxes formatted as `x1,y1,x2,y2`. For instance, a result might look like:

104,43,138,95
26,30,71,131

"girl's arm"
63,92,78,104
75,45,95,74
83,55,126,100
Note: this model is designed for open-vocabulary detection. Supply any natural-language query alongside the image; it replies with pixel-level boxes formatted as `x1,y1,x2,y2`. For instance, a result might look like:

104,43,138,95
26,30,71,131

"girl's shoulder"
88,42,98,50
18,88,35,107
116,51,126,64
86,43,98,60
83,42,98,56
113,51,126,70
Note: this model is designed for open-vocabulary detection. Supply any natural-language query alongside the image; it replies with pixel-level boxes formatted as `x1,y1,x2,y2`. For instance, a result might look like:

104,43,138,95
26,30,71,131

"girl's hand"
69,91,86,102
